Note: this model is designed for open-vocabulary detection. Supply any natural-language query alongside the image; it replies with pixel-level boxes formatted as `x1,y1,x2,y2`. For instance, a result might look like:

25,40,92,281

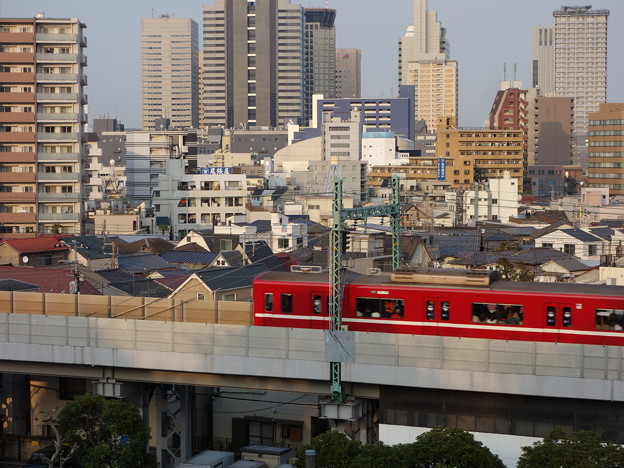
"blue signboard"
200,167,232,175
437,158,446,181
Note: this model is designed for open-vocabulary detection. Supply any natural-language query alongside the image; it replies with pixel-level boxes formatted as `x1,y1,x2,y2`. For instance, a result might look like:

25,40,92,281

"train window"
426,301,434,320
281,294,292,313
472,303,523,325
312,295,322,314
264,293,273,312
596,309,624,330
441,301,450,321
547,306,555,326
356,297,404,319
562,307,572,327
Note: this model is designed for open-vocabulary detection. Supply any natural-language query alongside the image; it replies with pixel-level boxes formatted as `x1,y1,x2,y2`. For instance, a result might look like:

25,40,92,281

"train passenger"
391,306,403,319
507,312,522,325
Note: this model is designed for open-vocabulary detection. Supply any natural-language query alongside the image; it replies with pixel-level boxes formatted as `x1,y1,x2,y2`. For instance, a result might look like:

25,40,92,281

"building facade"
303,8,336,126
141,16,199,130
398,0,457,128
202,0,304,128
554,6,609,167
531,26,554,95
527,95,574,166
588,103,624,197
0,15,87,237
335,48,361,99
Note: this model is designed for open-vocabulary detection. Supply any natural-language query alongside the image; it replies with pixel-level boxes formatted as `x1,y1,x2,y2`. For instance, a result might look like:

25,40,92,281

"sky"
2,0,623,128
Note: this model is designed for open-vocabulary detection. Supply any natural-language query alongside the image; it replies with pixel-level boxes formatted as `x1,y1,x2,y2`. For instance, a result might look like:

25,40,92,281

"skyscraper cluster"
141,1,360,131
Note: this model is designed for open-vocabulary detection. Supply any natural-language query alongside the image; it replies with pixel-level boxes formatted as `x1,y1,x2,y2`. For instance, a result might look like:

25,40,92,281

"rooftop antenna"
513,63,517,82
503,63,507,81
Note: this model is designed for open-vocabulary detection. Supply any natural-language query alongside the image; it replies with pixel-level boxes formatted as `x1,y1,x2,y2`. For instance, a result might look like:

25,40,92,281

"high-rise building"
527,95,574,166
335,48,361,99
531,26,554,95
0,15,88,237
202,0,304,129
588,103,624,196
399,0,457,129
303,8,336,126
141,15,199,130
554,6,609,167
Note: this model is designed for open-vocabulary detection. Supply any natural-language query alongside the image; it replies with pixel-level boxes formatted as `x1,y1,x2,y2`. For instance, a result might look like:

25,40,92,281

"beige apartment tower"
0,15,88,237
588,103,624,197
141,15,199,130
399,0,457,129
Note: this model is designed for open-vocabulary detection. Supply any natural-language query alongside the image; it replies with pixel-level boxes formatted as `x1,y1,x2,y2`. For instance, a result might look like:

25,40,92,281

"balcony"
0,212,36,224
0,72,34,83
0,132,35,143
36,33,79,43
37,212,79,221
36,152,78,161
37,192,79,201
0,192,36,202
0,152,35,163
0,92,35,103
0,172,35,183
37,172,79,182
36,113,79,122
36,132,79,142
35,53,79,63
0,52,34,63
36,93,78,102
0,32,34,44
36,73,79,82
0,113,35,123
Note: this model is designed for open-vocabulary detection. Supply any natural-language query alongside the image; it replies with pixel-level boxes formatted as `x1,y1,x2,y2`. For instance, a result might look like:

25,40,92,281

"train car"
252,267,624,346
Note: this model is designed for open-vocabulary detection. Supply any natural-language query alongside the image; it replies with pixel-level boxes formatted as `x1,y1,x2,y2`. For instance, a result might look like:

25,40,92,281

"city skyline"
2,0,623,128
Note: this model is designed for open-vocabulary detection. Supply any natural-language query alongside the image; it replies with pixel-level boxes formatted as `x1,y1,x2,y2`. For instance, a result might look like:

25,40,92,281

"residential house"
534,227,624,263
0,236,68,267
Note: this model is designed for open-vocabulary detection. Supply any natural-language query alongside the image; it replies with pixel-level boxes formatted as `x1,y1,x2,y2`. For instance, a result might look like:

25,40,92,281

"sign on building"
200,167,232,175
437,158,446,181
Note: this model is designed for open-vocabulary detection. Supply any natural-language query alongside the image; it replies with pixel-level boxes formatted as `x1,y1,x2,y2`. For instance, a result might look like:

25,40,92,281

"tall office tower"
554,6,609,167
531,27,554,95
202,0,304,129
0,15,87,237
141,15,199,130
398,0,457,129
588,103,624,196
335,48,361,99
303,8,336,126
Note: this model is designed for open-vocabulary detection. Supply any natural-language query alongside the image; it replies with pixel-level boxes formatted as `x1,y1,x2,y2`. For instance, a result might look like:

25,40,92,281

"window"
563,244,576,255
546,306,556,326
197,293,205,301
588,245,598,256
541,243,553,248
562,307,572,327
312,295,322,314
472,303,523,325
264,293,273,312
596,309,624,330
248,420,274,446
281,294,292,313
223,293,236,301
441,301,450,321
356,297,404,318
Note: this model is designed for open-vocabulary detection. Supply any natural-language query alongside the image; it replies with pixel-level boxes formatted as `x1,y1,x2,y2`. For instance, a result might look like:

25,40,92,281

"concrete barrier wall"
0,290,252,324
1,313,623,402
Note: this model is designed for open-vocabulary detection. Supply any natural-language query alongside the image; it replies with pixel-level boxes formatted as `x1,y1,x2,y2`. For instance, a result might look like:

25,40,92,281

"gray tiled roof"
548,257,591,272
560,229,602,242
0,278,39,291
161,250,218,265
195,264,268,292
118,254,174,273
511,248,578,265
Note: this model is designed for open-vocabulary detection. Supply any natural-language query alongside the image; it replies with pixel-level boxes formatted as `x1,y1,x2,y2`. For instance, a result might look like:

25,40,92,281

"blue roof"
161,250,218,265
196,264,268,292
118,254,174,273
561,229,602,242
362,132,395,138
250,220,272,233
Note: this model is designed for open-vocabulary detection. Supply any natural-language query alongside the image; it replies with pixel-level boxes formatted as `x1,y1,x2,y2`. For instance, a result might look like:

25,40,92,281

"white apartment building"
141,15,199,130
150,159,248,240
361,132,399,168
452,172,519,225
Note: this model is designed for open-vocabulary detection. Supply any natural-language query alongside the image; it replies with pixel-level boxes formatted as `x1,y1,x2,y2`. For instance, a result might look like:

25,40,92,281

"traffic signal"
341,230,351,252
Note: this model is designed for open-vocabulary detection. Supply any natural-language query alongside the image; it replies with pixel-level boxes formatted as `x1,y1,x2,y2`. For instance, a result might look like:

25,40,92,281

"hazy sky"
3,0,623,128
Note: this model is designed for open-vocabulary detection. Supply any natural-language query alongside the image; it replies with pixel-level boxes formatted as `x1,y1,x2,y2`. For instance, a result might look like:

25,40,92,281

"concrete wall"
1,313,624,402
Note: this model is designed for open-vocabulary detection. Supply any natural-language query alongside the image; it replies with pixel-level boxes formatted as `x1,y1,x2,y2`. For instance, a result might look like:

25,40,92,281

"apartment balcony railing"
36,33,79,43
36,113,79,121
37,172,79,182
35,53,78,62
37,212,79,221
37,192,79,201
36,132,79,141
36,152,79,161
36,73,79,82
36,93,78,102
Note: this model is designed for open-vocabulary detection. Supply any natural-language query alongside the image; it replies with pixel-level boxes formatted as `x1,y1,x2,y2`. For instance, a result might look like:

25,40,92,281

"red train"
253,268,624,346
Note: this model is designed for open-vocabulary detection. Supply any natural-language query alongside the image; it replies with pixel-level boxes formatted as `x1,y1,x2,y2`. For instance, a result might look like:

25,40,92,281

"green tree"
293,431,362,468
57,393,157,468
495,257,535,281
517,428,624,468
348,442,403,468
409,427,505,468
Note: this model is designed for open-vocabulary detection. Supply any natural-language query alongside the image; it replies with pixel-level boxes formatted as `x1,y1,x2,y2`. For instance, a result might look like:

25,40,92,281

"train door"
545,302,574,341
424,297,451,336
309,291,329,329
